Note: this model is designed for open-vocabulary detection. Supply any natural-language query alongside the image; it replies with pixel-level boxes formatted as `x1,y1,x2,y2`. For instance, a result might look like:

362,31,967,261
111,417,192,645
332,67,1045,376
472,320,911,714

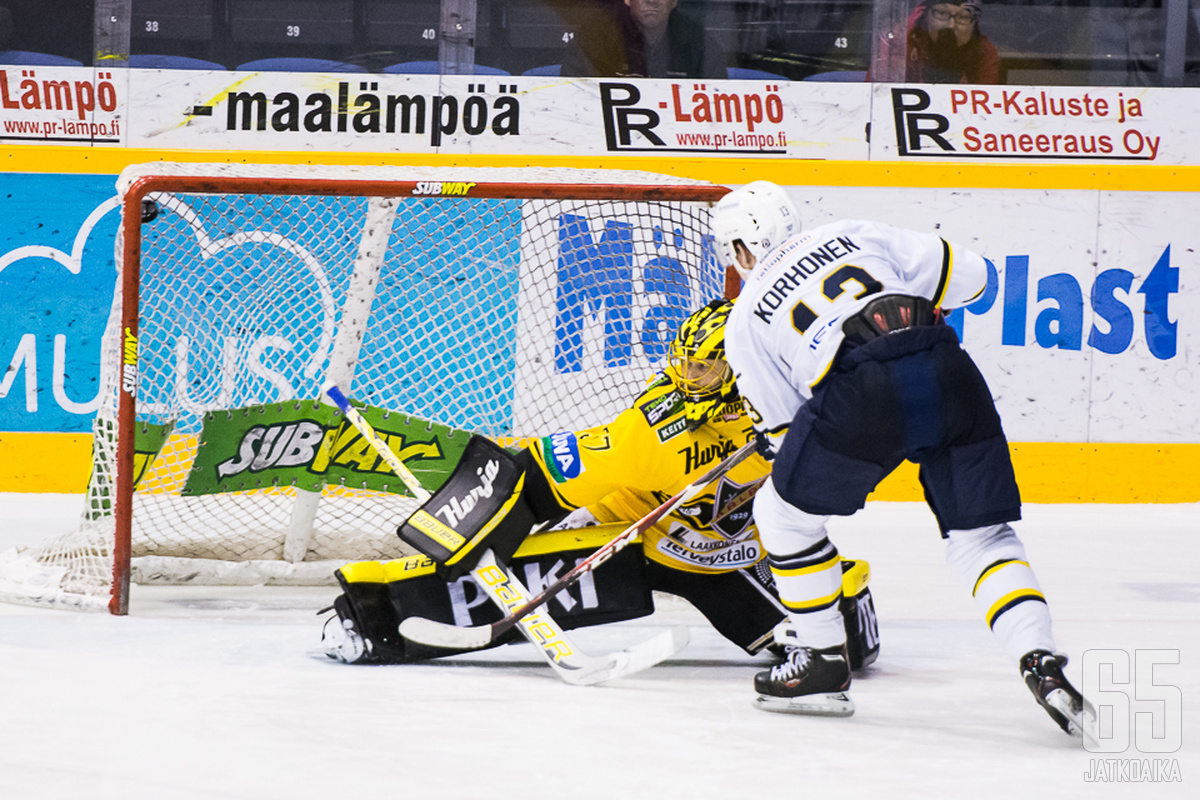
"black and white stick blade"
399,616,493,651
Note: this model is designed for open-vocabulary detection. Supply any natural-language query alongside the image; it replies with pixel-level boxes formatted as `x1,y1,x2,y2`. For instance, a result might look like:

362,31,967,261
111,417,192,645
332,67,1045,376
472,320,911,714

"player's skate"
1021,650,1099,747
753,644,854,717
319,600,368,664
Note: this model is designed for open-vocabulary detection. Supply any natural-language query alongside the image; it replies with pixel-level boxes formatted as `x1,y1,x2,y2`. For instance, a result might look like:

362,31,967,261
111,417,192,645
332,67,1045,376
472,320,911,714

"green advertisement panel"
86,419,176,519
182,400,472,496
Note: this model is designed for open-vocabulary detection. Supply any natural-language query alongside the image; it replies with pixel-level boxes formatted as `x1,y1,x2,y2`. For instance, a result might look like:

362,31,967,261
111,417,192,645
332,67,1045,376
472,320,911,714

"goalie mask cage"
0,163,729,614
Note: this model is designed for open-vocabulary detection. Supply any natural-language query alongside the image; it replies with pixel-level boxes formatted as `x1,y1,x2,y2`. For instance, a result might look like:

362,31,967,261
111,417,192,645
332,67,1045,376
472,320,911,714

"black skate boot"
1020,650,1099,746
753,644,854,717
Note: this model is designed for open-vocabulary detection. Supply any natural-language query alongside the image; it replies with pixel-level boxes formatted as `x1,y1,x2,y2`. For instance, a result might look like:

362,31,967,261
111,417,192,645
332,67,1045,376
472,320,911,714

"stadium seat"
522,64,562,76
506,0,610,50
229,0,354,46
131,0,215,43
727,67,788,81
778,0,873,71
365,0,492,50
383,61,510,75
381,60,439,74
803,70,867,82
237,57,366,73
0,50,83,66
130,54,225,70
685,0,773,57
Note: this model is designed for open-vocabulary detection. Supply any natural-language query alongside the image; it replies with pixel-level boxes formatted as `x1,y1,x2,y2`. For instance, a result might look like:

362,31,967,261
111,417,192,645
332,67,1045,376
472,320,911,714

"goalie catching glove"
396,435,557,580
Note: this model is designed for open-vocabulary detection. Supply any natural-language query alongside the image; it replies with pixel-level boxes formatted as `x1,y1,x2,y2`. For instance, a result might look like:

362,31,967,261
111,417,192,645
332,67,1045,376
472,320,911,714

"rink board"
2,149,1197,500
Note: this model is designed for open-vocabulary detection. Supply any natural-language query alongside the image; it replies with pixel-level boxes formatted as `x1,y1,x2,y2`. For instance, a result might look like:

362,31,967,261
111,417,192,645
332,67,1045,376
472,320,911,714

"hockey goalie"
318,300,880,671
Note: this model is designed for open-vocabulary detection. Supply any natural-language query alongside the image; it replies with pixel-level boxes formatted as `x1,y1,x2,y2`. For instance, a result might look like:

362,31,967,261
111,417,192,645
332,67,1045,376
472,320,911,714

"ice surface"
1,495,1195,799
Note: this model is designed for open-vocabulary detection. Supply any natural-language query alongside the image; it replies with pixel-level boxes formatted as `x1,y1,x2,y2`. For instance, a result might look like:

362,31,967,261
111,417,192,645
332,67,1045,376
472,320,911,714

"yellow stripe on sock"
782,588,844,613
771,554,841,578
972,559,1030,597
985,589,1046,628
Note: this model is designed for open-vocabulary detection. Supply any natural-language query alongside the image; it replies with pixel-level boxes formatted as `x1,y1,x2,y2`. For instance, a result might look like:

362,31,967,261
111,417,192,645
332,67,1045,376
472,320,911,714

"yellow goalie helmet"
665,299,739,430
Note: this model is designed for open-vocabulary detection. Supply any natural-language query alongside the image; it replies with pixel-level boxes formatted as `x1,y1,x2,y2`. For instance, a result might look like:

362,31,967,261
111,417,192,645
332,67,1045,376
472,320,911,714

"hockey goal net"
0,163,728,613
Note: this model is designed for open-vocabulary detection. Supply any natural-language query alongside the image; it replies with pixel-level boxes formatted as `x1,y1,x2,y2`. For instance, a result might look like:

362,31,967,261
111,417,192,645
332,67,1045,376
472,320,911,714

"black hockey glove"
754,428,784,462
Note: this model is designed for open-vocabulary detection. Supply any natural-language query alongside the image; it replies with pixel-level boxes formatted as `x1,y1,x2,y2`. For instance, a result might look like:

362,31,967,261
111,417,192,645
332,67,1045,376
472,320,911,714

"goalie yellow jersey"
528,374,773,575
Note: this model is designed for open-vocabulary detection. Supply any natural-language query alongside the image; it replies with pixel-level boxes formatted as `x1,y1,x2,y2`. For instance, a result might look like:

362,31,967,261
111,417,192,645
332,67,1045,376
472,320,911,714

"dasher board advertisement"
874,84,1183,163
116,69,869,159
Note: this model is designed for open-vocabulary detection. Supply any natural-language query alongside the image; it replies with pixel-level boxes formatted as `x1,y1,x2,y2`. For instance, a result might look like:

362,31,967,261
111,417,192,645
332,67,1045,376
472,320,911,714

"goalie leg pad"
644,559,788,656
388,543,655,635
397,435,537,580
325,559,503,664
839,559,880,671
323,542,657,663
643,555,879,669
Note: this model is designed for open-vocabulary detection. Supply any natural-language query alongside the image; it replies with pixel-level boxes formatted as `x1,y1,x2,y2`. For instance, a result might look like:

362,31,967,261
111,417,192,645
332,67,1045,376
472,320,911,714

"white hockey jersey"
725,219,988,432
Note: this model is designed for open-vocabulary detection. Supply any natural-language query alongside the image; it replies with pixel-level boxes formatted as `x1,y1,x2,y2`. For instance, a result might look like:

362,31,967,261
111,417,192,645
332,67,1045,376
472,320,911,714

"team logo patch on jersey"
542,432,584,483
638,388,684,426
655,417,688,443
716,398,745,422
713,476,755,538
656,526,762,570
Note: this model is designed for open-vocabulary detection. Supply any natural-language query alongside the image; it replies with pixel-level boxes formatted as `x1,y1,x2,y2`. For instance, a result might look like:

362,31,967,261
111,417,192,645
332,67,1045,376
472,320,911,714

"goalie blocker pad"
397,435,538,580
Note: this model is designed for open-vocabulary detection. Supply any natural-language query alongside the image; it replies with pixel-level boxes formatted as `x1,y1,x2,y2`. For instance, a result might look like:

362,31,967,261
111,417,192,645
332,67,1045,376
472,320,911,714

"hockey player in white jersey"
714,181,1096,743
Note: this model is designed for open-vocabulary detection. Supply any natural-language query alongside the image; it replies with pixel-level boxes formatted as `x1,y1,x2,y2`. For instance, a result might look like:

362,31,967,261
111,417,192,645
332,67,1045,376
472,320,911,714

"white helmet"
712,181,800,278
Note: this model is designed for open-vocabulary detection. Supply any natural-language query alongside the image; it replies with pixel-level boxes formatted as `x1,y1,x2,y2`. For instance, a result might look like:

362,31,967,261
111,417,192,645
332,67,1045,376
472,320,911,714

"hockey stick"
322,382,688,685
399,438,759,651
322,383,432,503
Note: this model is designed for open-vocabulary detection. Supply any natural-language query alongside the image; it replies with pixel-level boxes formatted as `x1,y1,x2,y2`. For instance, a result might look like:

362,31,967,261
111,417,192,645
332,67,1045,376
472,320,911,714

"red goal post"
4,163,731,614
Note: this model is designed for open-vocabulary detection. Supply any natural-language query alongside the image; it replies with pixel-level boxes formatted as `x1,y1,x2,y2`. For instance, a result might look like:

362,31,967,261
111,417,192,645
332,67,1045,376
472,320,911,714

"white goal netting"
0,163,727,612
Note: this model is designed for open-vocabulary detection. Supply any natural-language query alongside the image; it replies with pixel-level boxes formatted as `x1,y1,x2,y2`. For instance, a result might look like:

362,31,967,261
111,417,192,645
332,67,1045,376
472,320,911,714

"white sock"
945,523,1057,662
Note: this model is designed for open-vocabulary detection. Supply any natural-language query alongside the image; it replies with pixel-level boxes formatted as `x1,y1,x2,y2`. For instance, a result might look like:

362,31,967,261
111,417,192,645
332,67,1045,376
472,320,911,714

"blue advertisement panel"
0,173,119,432
1,179,710,440
128,192,525,436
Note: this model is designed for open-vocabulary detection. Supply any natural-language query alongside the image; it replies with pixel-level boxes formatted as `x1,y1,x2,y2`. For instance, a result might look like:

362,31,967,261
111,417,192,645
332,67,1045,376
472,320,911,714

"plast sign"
948,247,1179,359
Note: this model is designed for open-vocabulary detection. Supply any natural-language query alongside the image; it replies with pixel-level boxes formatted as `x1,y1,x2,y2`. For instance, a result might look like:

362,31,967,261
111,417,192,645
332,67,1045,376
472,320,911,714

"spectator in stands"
561,0,729,79
882,0,1000,84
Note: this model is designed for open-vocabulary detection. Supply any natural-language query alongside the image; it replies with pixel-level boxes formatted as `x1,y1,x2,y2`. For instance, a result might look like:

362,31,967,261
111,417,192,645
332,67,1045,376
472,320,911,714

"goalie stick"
321,382,687,685
399,438,759,651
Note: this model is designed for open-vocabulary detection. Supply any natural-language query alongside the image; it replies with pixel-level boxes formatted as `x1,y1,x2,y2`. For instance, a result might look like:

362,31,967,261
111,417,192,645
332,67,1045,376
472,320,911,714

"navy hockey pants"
771,324,1021,535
